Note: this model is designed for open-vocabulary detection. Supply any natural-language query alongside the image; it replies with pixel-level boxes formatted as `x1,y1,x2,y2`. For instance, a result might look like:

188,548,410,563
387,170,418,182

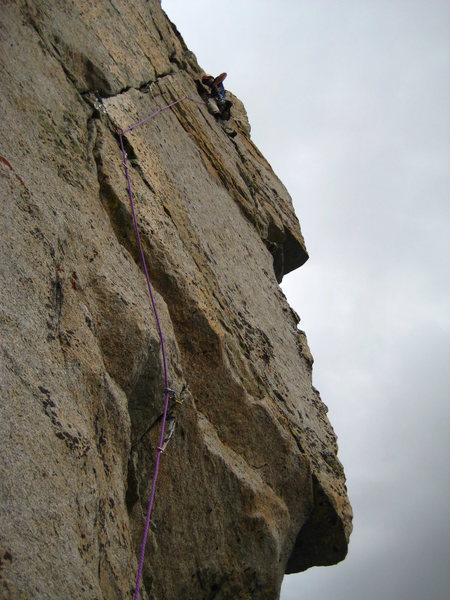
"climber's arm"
213,72,227,87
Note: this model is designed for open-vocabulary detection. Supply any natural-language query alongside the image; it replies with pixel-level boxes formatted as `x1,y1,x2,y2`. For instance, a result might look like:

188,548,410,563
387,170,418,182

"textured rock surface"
0,1,352,598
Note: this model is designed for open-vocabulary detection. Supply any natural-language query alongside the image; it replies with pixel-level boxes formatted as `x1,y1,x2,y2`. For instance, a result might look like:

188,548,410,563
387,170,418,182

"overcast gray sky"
162,2,450,598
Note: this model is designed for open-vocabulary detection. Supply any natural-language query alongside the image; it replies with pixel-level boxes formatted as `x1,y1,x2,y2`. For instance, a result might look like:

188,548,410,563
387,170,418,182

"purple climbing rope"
122,95,205,134
119,131,170,600
118,95,204,599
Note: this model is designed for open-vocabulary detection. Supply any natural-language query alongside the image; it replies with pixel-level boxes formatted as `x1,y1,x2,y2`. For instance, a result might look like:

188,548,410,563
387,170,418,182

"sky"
162,2,450,599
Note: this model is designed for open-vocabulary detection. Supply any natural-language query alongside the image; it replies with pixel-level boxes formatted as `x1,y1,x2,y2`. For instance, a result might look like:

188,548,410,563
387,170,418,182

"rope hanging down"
118,94,204,600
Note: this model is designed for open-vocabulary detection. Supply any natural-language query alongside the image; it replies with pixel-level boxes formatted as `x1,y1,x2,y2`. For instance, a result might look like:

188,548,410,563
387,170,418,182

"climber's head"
202,74,214,85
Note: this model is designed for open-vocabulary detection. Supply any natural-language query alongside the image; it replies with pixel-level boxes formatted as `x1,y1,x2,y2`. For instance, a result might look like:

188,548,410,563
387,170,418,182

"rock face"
0,2,352,599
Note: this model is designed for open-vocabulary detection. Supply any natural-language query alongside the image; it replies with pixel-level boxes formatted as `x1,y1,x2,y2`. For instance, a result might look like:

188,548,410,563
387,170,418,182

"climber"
201,72,232,118
201,72,236,136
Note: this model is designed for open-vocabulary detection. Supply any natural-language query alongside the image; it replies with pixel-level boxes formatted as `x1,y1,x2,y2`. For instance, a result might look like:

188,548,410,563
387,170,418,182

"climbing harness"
118,95,202,600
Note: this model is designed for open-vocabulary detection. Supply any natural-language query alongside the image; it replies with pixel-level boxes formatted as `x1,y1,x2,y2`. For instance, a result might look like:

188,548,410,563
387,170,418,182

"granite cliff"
0,1,352,598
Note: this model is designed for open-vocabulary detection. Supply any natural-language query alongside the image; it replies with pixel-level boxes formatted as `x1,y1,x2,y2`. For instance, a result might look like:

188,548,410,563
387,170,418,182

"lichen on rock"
0,1,352,599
